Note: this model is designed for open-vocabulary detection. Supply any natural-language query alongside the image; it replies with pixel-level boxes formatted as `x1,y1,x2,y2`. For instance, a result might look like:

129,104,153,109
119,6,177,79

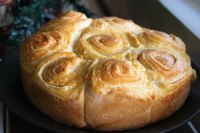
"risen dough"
20,11,196,131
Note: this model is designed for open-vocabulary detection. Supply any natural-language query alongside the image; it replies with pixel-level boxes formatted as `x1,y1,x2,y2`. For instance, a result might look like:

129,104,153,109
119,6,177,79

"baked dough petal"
85,59,156,130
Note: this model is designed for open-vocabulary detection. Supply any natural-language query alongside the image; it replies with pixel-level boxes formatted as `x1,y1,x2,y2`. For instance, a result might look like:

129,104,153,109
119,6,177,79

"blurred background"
0,0,200,133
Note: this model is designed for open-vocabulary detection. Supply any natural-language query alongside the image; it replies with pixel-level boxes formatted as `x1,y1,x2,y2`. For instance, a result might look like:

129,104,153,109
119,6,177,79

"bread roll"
20,11,196,131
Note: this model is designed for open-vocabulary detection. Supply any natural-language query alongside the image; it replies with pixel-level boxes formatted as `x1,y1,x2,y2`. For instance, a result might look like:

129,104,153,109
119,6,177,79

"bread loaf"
20,11,196,131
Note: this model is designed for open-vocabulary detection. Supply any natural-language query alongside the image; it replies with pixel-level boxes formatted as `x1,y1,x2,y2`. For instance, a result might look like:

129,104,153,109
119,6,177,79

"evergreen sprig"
7,0,94,46
8,0,49,45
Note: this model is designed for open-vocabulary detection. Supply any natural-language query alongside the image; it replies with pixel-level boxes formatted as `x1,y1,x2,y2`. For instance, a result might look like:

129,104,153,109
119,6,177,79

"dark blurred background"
0,0,200,133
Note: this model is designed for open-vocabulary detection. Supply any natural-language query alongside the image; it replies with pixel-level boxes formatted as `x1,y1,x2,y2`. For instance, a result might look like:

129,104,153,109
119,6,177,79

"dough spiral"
138,30,186,51
139,49,192,88
75,31,130,59
20,11,196,131
85,59,156,130
20,31,67,73
88,59,149,94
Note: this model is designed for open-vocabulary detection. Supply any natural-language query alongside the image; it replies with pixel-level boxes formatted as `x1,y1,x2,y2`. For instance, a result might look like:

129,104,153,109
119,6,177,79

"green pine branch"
7,0,94,46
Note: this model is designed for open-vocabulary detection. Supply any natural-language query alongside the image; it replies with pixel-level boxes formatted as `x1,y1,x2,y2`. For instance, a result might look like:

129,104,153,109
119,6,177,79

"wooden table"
5,0,200,132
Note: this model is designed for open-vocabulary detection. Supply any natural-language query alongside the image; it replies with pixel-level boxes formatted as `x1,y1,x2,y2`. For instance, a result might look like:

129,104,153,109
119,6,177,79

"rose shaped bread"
20,11,196,131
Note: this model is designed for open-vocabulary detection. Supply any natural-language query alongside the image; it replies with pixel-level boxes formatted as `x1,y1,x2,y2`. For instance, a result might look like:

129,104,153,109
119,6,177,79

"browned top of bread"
20,11,196,131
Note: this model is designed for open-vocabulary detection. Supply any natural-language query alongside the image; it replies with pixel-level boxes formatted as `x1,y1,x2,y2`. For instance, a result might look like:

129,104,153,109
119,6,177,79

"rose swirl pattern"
139,49,193,88
74,31,130,59
20,31,67,73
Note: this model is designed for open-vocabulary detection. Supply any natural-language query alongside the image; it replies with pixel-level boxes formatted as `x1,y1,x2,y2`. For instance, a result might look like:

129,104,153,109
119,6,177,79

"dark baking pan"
0,47,200,133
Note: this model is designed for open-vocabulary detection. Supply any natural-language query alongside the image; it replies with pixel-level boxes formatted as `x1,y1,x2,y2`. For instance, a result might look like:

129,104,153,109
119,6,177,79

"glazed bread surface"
20,11,196,131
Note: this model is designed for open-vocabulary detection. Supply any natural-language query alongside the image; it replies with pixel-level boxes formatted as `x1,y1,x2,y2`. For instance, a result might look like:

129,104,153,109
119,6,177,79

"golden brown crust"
137,30,186,52
22,74,86,127
74,31,131,59
85,59,155,130
22,51,93,127
20,31,67,74
20,11,196,131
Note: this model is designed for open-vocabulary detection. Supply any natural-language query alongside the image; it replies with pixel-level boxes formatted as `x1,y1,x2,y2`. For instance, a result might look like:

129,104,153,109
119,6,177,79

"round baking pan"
0,48,200,133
